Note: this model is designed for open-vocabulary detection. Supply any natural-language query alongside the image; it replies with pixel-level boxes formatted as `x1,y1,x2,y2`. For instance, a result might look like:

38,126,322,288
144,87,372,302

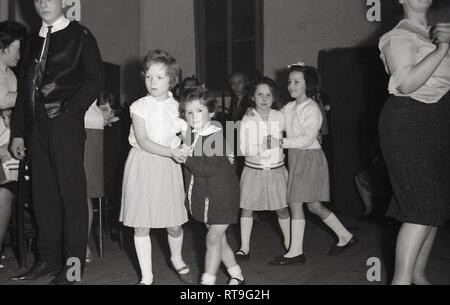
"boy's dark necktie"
32,25,52,115
34,25,53,87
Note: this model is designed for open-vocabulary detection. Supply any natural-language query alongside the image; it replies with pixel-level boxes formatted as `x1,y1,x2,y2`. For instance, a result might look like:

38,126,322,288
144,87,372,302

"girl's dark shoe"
327,236,358,256
228,277,246,285
235,250,250,260
268,254,306,265
175,265,195,284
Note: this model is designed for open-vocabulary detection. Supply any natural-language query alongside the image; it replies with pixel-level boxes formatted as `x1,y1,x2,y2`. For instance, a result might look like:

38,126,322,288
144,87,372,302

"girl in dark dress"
378,0,450,285
180,87,245,285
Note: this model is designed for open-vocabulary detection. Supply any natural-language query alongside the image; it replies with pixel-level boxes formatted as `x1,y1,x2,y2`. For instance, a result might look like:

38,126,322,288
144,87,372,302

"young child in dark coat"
179,87,245,285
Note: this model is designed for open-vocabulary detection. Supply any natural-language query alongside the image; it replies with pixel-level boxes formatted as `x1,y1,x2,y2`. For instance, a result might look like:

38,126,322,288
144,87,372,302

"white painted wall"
139,0,196,80
0,1,9,21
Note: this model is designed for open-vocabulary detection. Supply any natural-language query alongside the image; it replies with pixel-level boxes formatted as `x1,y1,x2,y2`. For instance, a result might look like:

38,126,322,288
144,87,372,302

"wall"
13,0,141,105
264,0,394,79
264,0,450,80
139,0,196,81
0,1,9,21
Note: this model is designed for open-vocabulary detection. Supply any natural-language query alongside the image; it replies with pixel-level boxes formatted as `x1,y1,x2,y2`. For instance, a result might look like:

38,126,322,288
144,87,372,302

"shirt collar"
148,91,175,104
0,60,7,72
39,15,71,38
194,124,222,136
401,19,431,33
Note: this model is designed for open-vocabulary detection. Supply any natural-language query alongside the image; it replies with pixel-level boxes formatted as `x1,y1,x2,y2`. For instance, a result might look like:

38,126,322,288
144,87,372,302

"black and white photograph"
0,0,449,294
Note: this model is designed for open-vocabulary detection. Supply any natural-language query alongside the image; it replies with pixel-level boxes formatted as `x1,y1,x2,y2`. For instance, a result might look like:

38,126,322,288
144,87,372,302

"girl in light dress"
120,50,192,285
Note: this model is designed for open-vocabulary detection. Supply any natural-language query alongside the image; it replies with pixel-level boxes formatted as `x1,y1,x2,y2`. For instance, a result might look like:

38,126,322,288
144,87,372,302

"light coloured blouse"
240,109,285,169
281,99,322,150
0,61,17,110
128,93,187,151
84,100,104,130
379,19,450,103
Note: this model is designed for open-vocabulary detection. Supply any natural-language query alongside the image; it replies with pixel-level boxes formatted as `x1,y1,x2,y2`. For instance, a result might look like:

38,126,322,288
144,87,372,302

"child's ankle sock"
168,232,189,274
134,235,153,285
201,273,217,285
227,264,244,281
278,217,291,250
285,219,305,258
239,217,253,254
323,213,353,246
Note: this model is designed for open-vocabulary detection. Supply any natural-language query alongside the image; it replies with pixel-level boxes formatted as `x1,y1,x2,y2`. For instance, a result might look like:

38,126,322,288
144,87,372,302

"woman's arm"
382,34,449,94
131,114,185,162
0,73,17,110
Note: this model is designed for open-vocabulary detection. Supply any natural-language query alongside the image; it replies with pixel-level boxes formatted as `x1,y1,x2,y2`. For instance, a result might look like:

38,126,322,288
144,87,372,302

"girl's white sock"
323,213,353,246
239,217,253,254
285,219,305,258
227,264,244,281
278,217,291,250
134,235,153,285
168,231,189,274
201,273,217,285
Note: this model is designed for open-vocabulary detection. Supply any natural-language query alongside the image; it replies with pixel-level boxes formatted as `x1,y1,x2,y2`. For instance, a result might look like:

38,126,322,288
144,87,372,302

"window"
195,0,263,90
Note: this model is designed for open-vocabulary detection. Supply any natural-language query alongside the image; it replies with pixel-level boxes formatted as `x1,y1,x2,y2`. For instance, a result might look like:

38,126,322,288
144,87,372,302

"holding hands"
171,146,189,164
263,135,282,150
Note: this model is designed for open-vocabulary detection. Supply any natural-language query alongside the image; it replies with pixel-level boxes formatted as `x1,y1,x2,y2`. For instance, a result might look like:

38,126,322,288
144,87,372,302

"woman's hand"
9,138,26,160
432,23,450,53
171,146,188,163
432,23,450,44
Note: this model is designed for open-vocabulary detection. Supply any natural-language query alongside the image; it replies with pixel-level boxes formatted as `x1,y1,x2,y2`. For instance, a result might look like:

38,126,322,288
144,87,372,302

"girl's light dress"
120,93,188,228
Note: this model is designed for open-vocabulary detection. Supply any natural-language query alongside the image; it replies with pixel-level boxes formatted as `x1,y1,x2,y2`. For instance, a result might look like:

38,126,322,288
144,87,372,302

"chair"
10,159,32,269
91,196,123,258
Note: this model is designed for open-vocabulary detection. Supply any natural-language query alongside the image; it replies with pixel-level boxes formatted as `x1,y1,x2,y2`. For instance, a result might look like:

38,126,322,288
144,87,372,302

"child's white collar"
194,124,221,136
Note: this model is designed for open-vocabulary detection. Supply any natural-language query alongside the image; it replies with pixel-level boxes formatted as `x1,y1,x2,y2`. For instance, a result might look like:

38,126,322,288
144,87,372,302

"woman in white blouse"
0,21,26,269
378,0,450,285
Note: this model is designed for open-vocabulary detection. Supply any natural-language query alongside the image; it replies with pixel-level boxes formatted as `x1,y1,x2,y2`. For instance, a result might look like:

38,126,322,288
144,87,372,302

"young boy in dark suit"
10,0,104,285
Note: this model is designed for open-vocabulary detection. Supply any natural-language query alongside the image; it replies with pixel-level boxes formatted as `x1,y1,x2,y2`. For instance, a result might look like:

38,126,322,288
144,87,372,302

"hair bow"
287,61,306,68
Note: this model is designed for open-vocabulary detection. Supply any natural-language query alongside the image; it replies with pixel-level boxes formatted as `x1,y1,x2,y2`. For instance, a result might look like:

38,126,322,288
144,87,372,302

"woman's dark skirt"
378,91,450,227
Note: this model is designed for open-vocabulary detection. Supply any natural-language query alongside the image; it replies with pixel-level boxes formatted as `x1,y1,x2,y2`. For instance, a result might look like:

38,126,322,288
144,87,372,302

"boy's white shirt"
39,15,70,37
38,15,71,61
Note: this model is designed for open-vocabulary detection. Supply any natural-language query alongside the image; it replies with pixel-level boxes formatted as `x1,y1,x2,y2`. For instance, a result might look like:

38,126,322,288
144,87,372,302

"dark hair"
247,77,282,110
141,49,180,87
288,65,321,98
182,75,199,88
97,91,115,107
228,72,249,85
0,21,27,50
179,87,217,120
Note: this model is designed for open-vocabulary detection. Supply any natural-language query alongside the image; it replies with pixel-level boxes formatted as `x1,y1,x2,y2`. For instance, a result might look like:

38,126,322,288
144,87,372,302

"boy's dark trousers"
28,101,88,270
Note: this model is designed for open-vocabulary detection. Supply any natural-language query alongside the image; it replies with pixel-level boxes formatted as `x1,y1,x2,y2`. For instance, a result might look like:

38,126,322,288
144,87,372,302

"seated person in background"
182,75,200,90
98,92,130,236
84,99,105,263
0,109,19,269
0,20,27,269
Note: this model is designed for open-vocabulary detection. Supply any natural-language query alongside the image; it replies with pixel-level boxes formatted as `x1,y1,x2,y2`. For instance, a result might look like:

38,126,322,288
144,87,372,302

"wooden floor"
1,211,449,285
